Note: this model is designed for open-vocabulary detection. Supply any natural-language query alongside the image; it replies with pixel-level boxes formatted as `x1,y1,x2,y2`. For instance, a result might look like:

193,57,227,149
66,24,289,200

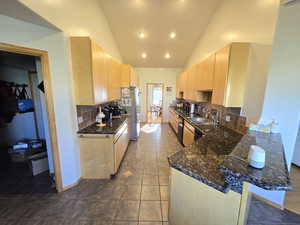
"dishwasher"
177,117,184,146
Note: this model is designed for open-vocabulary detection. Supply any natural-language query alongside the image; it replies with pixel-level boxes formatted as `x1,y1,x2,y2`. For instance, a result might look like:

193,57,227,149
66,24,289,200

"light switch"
225,115,231,122
78,116,83,124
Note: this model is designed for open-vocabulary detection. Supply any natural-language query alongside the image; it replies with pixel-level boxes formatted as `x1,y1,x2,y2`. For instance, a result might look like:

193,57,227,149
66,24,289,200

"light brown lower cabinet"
169,109,179,133
169,168,251,225
183,122,195,146
114,122,129,172
79,120,129,179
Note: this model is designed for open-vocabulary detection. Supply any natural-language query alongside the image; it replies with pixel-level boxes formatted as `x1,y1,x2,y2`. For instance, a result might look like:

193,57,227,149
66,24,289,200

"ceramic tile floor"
0,123,300,225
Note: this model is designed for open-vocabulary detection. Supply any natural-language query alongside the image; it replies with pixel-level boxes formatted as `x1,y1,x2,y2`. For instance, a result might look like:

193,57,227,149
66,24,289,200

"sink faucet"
211,110,220,125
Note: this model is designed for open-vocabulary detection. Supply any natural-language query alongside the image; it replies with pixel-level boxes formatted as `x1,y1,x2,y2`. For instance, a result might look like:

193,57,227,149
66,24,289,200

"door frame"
0,42,63,192
146,83,164,123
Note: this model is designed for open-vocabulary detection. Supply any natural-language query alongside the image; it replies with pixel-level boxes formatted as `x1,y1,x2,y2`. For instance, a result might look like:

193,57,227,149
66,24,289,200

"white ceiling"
98,0,221,68
0,0,59,30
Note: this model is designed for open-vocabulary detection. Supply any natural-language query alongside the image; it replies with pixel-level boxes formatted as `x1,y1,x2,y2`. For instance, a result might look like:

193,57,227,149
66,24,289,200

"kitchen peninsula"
78,117,129,179
168,107,291,225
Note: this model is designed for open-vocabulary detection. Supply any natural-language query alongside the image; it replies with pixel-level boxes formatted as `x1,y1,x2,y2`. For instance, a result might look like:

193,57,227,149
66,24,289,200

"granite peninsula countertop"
168,107,292,194
78,117,127,134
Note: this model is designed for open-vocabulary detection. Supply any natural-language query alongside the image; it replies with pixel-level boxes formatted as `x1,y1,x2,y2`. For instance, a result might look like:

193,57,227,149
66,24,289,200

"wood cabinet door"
201,54,215,90
91,40,108,104
70,37,94,105
176,75,180,98
183,124,195,147
212,46,230,105
121,64,130,87
114,124,129,173
181,72,188,99
186,65,197,100
108,58,121,100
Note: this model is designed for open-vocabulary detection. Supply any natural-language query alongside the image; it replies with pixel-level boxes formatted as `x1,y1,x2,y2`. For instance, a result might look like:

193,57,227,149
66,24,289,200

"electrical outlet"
78,116,83,124
225,115,231,122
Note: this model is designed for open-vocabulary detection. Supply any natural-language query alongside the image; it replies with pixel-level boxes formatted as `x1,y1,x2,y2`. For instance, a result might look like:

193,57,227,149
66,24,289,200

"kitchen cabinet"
169,109,179,133
177,42,251,107
169,168,249,225
79,120,129,178
114,122,129,171
212,43,251,106
178,71,188,98
197,54,215,91
70,37,108,105
183,121,195,146
212,46,230,105
176,75,180,98
185,65,197,101
121,64,139,87
107,58,122,101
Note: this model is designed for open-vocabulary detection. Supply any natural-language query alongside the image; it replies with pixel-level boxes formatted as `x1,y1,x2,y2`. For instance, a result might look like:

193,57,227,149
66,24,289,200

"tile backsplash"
76,105,98,130
192,102,248,134
76,100,119,130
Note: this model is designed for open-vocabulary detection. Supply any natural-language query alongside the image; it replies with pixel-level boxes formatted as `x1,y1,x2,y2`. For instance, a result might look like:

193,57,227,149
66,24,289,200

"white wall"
241,44,272,124
251,1,300,206
0,14,80,187
35,59,54,173
136,68,182,122
186,0,279,67
19,0,122,61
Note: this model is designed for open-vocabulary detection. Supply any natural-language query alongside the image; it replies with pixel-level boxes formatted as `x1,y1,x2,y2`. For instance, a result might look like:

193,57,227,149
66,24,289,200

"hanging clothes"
16,85,34,113
0,81,18,123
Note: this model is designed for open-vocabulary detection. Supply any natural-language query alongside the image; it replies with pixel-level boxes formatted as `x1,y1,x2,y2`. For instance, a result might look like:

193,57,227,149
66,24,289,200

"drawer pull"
79,135,109,139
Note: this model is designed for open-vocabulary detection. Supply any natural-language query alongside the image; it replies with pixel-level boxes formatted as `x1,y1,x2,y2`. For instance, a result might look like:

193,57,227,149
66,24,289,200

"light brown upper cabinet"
176,74,180,98
186,65,197,100
212,43,251,107
178,42,251,107
107,57,122,101
212,46,230,105
198,54,215,91
121,64,139,87
176,72,187,98
70,37,109,105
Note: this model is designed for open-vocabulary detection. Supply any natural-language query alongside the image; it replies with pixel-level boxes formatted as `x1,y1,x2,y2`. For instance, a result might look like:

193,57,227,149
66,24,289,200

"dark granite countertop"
168,107,292,194
77,117,127,134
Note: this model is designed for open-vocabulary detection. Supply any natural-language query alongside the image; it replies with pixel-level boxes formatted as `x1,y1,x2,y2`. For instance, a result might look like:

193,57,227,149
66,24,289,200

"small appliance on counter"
248,145,266,169
96,106,106,127
183,102,190,114
111,104,122,118
190,103,195,114
102,106,112,121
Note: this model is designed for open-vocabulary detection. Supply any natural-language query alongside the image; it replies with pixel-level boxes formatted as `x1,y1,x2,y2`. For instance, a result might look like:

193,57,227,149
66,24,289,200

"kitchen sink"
190,117,214,126
190,117,206,122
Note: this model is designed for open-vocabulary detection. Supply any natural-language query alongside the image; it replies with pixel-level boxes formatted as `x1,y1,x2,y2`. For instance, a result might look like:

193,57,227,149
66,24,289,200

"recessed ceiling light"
142,52,147,59
139,32,145,39
170,32,176,39
165,53,171,59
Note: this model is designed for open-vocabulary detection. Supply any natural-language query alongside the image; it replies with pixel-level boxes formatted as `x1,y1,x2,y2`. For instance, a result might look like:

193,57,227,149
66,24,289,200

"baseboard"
61,177,81,192
252,194,284,210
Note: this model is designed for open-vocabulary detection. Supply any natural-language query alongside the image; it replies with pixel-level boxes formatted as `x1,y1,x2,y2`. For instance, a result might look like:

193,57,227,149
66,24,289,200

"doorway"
0,43,62,193
146,83,163,123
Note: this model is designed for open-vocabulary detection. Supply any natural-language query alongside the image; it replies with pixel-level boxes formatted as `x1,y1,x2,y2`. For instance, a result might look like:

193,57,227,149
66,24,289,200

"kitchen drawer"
183,124,195,147
184,121,195,133
114,121,127,143
114,123,129,173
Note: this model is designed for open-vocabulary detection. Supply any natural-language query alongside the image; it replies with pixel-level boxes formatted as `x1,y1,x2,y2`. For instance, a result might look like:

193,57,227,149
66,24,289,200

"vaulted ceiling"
0,1,59,30
99,0,221,67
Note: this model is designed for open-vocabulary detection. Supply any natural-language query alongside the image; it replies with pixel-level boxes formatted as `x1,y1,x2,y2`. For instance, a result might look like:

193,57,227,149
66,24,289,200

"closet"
0,51,54,194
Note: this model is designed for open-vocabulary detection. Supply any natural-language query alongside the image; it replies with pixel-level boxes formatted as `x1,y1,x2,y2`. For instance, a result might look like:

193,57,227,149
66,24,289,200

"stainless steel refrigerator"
121,87,140,140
